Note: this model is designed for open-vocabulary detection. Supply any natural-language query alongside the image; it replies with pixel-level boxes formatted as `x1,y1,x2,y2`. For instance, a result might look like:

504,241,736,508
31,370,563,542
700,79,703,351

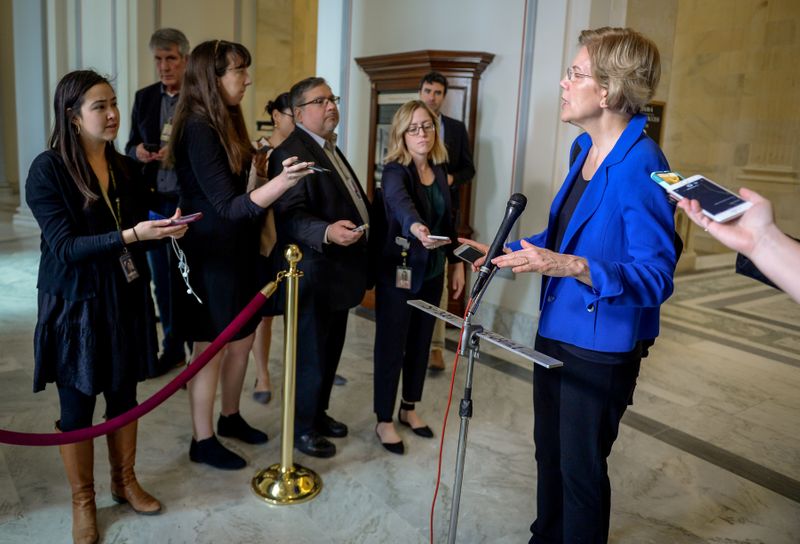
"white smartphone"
428,235,450,242
350,223,368,232
453,243,486,265
666,175,752,223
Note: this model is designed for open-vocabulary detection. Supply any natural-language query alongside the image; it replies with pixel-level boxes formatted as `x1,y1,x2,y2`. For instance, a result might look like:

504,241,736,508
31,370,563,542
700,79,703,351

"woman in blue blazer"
468,28,677,543
373,100,465,454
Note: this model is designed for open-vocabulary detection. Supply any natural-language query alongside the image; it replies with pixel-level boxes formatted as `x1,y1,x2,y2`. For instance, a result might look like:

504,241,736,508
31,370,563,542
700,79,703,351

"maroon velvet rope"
0,291,267,446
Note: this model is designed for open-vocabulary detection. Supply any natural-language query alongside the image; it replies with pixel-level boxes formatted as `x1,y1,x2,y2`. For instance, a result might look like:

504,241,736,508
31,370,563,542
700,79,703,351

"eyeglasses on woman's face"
566,66,592,81
406,121,435,136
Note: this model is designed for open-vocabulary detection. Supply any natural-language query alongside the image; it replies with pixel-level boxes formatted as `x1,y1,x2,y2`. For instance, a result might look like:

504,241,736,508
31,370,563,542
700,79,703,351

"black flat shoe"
295,431,336,458
252,379,272,404
217,412,269,444
398,403,434,438
189,435,246,470
375,425,404,455
315,413,348,438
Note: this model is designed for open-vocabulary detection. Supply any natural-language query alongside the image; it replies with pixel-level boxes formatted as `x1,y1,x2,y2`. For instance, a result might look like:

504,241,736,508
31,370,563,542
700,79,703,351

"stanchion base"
251,463,322,505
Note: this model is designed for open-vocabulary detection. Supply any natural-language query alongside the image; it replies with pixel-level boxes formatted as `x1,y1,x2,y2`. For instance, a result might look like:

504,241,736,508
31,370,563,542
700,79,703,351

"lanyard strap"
99,165,123,232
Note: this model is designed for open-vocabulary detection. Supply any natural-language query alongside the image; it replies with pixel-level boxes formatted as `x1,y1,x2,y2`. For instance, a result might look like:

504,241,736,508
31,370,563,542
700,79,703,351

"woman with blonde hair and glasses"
463,27,676,542
167,40,312,470
372,100,464,454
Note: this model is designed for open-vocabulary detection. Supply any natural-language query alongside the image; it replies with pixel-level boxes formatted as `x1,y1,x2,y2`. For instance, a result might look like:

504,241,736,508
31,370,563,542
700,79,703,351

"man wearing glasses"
268,77,372,458
418,71,476,372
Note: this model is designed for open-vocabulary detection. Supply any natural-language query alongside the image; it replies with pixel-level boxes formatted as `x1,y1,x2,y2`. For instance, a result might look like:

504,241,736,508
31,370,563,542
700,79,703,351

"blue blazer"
374,161,457,294
507,114,676,352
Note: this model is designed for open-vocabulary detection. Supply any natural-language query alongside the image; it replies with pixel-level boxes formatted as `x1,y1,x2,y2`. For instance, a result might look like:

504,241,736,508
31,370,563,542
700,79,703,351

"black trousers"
146,192,188,367
529,337,641,544
293,305,349,437
373,273,443,422
57,384,138,431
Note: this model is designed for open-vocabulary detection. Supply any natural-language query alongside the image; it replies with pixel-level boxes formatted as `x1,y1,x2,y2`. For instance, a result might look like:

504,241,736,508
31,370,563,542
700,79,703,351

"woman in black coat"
26,70,187,544
373,100,465,454
166,40,311,470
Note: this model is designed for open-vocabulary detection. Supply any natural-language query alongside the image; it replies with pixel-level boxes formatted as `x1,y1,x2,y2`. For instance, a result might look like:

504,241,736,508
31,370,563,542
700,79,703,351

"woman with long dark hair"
167,40,311,470
26,70,187,544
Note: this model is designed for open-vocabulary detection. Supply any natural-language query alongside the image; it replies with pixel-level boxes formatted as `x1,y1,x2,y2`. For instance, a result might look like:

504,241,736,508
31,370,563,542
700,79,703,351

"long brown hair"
49,70,128,206
166,40,253,174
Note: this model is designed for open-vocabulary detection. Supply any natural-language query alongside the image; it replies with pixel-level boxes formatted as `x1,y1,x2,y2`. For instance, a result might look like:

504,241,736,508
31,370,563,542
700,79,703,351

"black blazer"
25,150,152,301
374,161,457,294
124,82,163,192
268,127,372,311
441,114,475,189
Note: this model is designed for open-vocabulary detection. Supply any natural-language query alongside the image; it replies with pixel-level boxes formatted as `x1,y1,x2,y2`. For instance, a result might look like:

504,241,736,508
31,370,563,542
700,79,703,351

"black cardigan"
25,150,152,301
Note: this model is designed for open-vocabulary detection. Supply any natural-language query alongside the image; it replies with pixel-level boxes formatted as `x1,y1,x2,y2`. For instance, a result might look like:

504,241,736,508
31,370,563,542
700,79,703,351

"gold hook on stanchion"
251,244,323,504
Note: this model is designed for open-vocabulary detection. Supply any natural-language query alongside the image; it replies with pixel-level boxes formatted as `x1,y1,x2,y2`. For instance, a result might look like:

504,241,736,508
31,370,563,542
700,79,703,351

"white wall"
340,0,615,341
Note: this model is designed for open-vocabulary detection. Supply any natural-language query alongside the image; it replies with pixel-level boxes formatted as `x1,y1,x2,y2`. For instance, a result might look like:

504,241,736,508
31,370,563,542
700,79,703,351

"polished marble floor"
0,212,799,543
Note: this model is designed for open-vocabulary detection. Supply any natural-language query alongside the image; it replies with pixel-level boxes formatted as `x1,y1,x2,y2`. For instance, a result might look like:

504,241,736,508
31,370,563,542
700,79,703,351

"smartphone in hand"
143,143,161,153
167,212,203,225
666,175,752,222
350,224,368,232
650,170,683,190
454,243,486,265
428,235,450,242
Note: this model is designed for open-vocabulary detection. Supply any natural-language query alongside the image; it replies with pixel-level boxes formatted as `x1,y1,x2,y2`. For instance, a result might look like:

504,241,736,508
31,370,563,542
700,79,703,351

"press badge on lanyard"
395,236,412,290
102,166,139,283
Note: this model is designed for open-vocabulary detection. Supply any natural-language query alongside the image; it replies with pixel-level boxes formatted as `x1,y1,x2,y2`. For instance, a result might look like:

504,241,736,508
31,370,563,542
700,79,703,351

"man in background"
125,28,191,376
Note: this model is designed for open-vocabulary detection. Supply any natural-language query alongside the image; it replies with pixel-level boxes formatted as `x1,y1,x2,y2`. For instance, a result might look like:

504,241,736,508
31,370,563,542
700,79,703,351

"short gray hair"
149,28,190,56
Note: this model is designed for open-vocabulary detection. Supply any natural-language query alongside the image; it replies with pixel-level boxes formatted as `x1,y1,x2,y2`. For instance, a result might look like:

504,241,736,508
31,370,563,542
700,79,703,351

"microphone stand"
446,275,489,544
406,270,562,543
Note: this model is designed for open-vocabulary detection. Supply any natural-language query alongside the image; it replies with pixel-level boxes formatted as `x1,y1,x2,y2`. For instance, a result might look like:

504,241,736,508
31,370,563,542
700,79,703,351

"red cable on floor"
429,297,473,544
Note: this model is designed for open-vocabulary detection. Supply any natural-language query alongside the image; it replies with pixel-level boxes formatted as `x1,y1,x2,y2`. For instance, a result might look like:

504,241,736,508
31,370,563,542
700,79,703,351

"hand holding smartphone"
658,174,752,222
167,212,203,225
351,223,368,233
427,235,450,242
290,160,331,174
454,243,486,265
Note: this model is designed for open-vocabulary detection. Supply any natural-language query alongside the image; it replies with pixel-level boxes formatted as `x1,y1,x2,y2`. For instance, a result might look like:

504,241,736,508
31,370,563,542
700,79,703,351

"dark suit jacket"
374,161,457,294
125,82,164,192
441,114,475,189
268,126,372,311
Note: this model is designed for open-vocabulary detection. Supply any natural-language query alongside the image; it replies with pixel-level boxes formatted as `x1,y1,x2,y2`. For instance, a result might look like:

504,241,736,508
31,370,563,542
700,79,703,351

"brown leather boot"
107,420,162,515
429,348,445,371
57,424,99,544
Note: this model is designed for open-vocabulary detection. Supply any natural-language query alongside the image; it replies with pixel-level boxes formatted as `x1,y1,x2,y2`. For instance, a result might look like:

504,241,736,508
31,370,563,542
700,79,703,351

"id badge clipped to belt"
395,236,411,290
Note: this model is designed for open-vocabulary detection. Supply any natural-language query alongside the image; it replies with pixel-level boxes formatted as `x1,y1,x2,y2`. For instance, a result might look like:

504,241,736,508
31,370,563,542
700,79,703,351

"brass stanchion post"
251,244,322,504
